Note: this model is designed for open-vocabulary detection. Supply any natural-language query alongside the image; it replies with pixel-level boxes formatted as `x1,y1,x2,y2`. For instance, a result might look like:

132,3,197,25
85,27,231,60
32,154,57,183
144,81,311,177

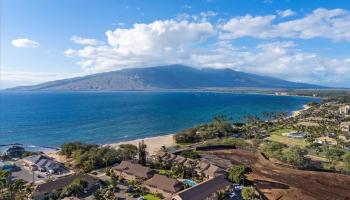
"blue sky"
1,0,350,88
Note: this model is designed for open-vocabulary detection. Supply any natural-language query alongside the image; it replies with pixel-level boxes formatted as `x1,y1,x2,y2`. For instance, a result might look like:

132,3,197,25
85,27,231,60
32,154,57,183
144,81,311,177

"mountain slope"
8,65,325,91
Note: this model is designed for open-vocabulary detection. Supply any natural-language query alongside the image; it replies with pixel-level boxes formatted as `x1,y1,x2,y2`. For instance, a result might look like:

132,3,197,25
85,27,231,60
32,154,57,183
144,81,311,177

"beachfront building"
172,175,231,200
32,174,96,200
1,145,25,158
340,122,350,132
339,105,350,116
144,174,183,198
23,155,63,174
114,160,154,180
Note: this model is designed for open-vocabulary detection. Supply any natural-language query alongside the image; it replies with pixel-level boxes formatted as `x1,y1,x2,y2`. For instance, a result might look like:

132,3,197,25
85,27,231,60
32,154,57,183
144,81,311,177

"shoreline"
291,104,310,117
105,134,176,155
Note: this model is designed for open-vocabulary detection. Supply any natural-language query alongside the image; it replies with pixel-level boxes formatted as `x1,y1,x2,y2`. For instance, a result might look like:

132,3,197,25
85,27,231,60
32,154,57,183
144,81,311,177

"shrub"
227,165,249,184
241,186,259,200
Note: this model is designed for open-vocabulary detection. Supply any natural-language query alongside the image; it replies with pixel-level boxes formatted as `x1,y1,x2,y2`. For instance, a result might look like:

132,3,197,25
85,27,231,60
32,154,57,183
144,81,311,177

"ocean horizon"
0,91,319,149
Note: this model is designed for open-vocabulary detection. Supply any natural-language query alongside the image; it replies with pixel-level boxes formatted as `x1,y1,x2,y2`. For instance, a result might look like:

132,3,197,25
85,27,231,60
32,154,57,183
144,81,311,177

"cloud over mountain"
63,8,350,86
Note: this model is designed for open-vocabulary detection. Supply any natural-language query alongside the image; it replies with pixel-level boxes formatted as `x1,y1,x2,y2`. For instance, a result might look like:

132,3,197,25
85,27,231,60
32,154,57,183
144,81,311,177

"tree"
118,144,138,160
262,141,286,159
342,152,350,170
0,170,11,188
283,146,309,168
227,165,248,184
325,147,345,163
62,179,88,197
241,186,259,200
138,140,147,166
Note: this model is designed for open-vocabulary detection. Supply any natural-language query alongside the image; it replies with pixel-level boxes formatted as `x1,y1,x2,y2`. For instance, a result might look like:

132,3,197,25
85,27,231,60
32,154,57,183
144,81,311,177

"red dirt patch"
199,149,350,200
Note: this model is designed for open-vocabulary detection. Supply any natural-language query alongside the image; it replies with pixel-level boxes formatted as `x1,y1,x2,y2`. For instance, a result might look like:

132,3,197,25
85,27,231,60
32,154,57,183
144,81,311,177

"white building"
339,105,350,116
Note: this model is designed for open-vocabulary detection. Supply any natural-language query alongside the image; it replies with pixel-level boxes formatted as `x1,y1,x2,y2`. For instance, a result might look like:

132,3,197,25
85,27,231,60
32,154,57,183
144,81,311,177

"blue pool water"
183,179,197,187
0,91,318,148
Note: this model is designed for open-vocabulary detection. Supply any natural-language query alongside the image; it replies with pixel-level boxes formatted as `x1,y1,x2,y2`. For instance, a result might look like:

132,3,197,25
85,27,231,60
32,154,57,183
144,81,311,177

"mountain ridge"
8,65,326,91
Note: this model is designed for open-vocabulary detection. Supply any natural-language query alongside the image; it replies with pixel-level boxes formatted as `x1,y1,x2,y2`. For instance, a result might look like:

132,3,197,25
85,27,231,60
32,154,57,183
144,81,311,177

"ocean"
0,91,319,149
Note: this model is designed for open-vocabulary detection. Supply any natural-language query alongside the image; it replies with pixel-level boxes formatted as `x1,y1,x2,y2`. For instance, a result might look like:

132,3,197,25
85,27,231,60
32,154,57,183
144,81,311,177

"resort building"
22,155,64,174
340,122,350,132
172,175,231,200
144,174,183,198
339,105,350,116
32,173,96,200
1,145,25,158
114,160,154,180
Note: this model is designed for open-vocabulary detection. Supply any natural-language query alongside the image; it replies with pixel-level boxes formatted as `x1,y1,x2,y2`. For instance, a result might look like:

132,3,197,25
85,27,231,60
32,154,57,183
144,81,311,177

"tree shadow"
254,179,290,190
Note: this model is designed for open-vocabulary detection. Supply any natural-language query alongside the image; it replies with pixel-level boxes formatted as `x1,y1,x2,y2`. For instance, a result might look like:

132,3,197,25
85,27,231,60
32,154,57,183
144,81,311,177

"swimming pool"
183,179,197,187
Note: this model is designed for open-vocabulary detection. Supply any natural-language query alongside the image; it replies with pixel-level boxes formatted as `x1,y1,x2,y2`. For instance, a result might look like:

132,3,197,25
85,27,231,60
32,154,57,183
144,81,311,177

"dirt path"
199,149,350,200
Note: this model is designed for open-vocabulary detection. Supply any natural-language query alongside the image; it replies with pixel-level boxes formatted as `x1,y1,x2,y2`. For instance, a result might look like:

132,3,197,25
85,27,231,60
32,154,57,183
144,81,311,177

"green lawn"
158,169,172,176
267,134,307,147
269,128,295,136
144,194,161,200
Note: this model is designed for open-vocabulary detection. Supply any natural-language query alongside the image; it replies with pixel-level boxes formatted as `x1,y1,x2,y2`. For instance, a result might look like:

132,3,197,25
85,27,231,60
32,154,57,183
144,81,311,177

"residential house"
173,155,187,164
114,160,154,180
32,174,96,200
314,136,337,145
1,145,25,158
340,122,350,132
202,164,225,178
23,155,63,174
339,105,350,116
144,174,183,198
172,175,231,200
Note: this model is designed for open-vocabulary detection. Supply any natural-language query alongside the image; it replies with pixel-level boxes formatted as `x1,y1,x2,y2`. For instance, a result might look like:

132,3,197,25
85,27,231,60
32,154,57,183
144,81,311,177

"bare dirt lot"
199,149,350,200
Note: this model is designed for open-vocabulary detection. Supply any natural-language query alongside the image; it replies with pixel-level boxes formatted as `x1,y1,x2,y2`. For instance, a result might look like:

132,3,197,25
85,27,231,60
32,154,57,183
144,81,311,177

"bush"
262,141,286,159
180,150,200,159
241,186,259,200
283,146,309,168
174,116,235,143
227,165,249,184
59,142,122,172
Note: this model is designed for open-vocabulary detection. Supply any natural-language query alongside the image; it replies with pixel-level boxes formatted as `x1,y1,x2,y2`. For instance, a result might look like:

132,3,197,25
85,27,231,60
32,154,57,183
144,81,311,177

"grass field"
269,128,295,136
268,134,307,147
144,194,161,200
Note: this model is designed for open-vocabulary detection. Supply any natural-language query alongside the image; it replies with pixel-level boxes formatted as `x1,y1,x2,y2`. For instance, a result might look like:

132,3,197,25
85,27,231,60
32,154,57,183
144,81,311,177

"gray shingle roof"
174,176,230,200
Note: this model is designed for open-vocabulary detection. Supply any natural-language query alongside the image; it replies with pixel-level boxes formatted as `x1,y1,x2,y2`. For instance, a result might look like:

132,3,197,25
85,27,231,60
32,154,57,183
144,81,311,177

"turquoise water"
0,91,318,148
183,179,197,187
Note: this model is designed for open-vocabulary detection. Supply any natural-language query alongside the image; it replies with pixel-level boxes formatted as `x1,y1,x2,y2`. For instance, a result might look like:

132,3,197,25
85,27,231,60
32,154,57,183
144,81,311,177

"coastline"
105,134,175,155
291,104,310,117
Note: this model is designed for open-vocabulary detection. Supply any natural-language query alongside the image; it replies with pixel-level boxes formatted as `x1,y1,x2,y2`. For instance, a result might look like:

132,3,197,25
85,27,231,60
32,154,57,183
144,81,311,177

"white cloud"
276,9,296,17
11,38,40,48
220,15,276,39
63,8,350,86
70,36,102,45
65,19,214,72
220,8,350,41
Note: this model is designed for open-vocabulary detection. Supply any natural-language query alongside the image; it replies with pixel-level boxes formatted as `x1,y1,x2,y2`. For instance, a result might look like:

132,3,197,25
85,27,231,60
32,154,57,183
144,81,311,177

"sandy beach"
107,134,176,155
291,104,310,117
